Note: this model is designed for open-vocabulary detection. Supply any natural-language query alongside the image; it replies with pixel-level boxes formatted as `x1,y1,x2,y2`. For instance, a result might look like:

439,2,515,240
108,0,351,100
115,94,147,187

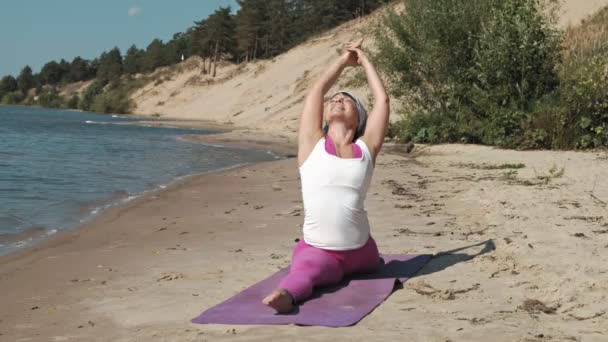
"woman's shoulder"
355,137,371,154
298,133,325,168
355,137,376,165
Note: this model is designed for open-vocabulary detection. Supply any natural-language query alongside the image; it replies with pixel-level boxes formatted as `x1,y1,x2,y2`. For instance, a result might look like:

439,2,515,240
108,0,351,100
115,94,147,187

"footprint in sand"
407,280,481,300
166,244,188,251
518,299,559,315
157,272,184,282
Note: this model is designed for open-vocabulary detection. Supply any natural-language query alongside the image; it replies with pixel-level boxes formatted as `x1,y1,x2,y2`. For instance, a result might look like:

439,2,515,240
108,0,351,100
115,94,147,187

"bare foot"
262,288,294,313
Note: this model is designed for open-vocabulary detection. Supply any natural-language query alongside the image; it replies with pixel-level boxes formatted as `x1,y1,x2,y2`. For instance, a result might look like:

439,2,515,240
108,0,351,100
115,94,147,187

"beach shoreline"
0,116,295,259
0,158,267,265
0,142,303,341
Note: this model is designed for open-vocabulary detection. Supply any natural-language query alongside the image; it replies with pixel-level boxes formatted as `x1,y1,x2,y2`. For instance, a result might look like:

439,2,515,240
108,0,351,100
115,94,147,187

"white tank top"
299,137,374,250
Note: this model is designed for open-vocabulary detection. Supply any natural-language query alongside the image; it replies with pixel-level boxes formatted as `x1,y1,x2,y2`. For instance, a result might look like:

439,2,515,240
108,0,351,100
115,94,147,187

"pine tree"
123,45,144,74
41,61,67,85
262,0,293,57
143,39,168,72
206,6,236,76
166,32,189,64
96,47,123,82
58,59,71,83
17,65,34,95
0,75,18,100
235,0,259,63
190,19,211,72
67,57,91,82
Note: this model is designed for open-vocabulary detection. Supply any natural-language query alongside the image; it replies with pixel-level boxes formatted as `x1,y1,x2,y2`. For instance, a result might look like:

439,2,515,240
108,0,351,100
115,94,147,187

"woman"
263,39,390,313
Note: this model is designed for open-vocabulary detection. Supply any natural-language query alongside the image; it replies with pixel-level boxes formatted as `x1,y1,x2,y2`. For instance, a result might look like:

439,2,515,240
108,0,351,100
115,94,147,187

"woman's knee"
292,252,343,281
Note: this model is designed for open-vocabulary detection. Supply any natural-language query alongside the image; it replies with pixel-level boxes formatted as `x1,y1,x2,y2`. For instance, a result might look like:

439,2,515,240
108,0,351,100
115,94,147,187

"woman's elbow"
375,95,390,108
374,96,390,109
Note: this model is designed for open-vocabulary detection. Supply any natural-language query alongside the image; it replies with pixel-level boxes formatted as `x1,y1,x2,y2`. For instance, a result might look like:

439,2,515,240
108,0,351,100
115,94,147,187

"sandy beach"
2,1,608,341
1,135,607,341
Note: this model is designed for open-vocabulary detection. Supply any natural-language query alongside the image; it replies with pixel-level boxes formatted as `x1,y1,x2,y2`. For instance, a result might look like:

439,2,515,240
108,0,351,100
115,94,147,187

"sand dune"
131,19,369,137
131,0,608,139
558,0,608,27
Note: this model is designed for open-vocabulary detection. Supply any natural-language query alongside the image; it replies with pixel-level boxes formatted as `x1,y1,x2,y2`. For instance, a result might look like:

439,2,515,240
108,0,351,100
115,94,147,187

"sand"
558,0,608,27
1,141,607,341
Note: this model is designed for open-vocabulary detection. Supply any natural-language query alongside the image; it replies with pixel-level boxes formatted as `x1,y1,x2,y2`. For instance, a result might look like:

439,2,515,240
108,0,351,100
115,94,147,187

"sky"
0,0,239,77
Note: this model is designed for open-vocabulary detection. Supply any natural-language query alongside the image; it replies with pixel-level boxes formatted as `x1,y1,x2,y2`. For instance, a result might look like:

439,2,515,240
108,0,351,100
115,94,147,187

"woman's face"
325,93,359,130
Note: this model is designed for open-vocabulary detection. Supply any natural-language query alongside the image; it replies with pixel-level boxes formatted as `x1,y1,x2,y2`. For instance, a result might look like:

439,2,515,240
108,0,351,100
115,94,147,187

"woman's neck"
327,125,355,147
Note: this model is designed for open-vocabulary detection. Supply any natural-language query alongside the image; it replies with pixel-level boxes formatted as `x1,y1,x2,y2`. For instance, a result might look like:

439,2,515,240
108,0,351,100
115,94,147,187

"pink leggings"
278,237,381,302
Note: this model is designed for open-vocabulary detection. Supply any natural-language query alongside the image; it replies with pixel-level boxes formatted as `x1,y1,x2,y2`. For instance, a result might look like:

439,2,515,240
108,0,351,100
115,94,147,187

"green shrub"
91,89,132,114
66,94,80,109
555,6,608,149
79,80,104,111
374,0,562,148
559,55,608,148
1,90,25,104
37,88,64,108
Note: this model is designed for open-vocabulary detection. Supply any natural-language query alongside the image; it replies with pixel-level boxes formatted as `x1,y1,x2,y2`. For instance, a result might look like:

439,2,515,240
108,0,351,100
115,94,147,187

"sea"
0,105,278,256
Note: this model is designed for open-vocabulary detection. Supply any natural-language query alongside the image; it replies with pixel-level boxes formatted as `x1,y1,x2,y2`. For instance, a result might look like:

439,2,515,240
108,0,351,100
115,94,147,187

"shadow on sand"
300,239,496,305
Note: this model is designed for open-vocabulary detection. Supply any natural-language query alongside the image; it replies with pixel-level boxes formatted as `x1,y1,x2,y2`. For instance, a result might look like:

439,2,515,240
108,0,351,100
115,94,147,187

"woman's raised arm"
349,47,390,162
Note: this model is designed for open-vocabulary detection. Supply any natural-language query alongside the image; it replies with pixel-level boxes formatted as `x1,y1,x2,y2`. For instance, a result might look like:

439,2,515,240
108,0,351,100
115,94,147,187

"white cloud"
128,6,142,17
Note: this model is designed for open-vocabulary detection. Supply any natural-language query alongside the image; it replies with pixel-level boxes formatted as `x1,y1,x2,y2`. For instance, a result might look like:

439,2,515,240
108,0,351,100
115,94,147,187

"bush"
37,88,64,108
559,55,608,148
1,90,25,104
79,80,104,111
91,89,132,114
66,94,80,109
77,76,143,114
555,6,608,149
374,0,563,148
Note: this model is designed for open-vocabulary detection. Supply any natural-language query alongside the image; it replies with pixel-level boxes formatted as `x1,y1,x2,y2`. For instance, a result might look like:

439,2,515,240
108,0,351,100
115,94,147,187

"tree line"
0,0,388,107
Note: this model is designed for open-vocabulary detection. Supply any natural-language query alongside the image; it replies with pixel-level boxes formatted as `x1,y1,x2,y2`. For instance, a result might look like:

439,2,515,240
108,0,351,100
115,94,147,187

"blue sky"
0,0,239,77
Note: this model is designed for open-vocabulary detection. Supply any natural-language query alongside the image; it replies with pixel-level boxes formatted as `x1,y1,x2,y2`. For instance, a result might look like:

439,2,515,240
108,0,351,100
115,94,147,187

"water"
0,105,278,255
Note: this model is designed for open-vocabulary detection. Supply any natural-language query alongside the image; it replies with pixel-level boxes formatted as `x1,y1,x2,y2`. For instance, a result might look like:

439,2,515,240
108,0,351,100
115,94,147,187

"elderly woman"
263,39,390,313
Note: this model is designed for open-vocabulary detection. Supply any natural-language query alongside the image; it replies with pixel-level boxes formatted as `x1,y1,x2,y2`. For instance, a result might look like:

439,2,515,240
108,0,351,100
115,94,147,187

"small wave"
78,192,142,224
79,190,130,215
85,120,114,125
265,150,282,159
174,135,226,148
121,195,139,203
176,162,251,180
0,225,47,244
131,123,186,129
75,185,181,226
0,214,31,232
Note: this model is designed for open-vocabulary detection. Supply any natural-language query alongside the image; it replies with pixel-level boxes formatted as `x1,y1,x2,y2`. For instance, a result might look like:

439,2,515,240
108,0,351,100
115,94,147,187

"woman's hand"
341,38,367,67
346,46,369,66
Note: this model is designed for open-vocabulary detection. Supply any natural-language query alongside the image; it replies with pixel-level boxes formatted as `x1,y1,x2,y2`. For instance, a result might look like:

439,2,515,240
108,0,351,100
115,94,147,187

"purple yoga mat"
191,254,431,327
